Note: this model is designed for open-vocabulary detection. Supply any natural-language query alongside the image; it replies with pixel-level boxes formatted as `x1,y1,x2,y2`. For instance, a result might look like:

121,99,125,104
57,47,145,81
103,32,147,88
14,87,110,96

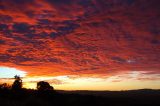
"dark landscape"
0,76,159,106
0,88,160,106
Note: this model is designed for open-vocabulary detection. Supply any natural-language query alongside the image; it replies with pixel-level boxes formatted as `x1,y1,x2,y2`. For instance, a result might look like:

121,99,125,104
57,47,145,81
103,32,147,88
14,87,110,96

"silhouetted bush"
0,83,11,90
37,81,54,91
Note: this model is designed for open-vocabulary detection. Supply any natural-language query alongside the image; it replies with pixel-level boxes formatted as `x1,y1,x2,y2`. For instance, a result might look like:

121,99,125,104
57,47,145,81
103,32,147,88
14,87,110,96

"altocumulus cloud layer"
0,0,160,79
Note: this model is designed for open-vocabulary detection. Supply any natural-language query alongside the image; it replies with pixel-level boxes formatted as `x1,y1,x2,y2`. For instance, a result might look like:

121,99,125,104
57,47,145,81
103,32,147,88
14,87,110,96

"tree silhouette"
12,75,22,90
37,81,54,91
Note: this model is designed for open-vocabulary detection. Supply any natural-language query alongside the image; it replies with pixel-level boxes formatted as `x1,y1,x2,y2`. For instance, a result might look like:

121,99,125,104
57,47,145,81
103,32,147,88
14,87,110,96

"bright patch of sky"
0,67,27,78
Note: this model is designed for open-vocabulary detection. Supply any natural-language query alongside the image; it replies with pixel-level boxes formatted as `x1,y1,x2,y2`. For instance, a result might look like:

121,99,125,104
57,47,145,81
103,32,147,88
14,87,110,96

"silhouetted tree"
12,75,22,90
37,81,54,91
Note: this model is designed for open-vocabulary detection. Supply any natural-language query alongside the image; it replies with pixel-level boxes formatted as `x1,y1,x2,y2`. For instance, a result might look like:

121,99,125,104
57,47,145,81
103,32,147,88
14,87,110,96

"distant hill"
57,89,160,96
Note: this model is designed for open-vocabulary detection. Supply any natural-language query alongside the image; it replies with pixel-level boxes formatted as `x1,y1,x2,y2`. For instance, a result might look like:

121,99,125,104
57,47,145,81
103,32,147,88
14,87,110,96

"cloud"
46,0,73,4
25,77,65,85
0,39,5,44
111,56,126,63
0,0,159,80
12,23,32,33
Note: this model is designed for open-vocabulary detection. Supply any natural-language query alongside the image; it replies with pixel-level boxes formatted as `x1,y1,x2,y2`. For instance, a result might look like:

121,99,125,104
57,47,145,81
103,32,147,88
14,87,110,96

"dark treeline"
0,75,53,91
0,76,160,106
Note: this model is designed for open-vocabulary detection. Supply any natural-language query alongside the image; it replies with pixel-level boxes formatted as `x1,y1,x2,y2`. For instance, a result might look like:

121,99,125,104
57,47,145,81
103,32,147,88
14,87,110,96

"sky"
0,0,160,90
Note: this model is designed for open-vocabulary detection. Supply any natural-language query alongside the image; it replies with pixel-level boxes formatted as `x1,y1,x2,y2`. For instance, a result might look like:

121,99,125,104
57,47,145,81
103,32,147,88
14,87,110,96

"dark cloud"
12,23,32,33
37,19,52,25
46,0,73,4
0,24,8,31
0,0,34,3
111,57,126,63
123,0,135,5
14,56,33,63
151,39,160,45
0,54,11,62
0,39,5,44
50,32,59,38
0,15,12,23
57,21,80,35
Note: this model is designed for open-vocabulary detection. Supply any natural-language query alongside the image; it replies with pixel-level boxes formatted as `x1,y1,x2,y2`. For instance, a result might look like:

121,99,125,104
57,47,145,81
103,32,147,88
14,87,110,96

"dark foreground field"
0,89,160,106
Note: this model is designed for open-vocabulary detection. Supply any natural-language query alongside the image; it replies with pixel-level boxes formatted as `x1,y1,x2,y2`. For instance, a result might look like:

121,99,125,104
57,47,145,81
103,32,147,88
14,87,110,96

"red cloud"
0,0,160,78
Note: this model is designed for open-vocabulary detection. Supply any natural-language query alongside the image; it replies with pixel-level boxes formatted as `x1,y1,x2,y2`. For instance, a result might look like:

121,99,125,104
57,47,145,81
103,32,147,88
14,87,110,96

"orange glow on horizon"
0,66,160,90
18,71,160,90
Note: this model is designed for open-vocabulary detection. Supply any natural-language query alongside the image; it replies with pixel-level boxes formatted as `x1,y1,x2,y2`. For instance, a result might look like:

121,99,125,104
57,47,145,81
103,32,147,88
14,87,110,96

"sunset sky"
0,0,160,90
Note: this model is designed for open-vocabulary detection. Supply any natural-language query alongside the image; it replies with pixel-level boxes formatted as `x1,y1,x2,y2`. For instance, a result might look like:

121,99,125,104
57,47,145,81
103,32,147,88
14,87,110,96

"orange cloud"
0,0,160,79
